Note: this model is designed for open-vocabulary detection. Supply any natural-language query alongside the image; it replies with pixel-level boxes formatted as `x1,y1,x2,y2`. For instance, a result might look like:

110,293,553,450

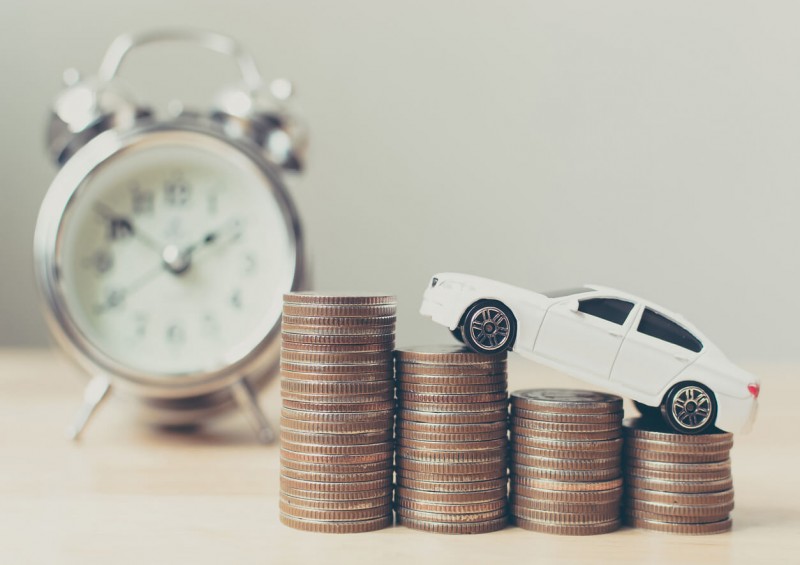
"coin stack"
278,292,396,533
622,418,734,535
394,346,510,534
509,389,624,535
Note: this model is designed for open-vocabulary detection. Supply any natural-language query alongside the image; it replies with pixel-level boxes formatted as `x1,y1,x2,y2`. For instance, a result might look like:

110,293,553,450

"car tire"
634,401,660,421
660,381,717,435
461,300,516,354
451,327,464,343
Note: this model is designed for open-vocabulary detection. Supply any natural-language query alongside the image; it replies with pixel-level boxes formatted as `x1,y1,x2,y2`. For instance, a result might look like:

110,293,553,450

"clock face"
53,131,297,377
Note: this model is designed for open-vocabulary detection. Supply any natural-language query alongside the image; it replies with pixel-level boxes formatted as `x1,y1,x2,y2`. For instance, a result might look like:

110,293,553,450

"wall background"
1,1,798,363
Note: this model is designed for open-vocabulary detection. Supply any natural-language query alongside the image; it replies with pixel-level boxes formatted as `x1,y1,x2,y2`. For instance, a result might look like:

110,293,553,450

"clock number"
164,177,191,207
231,289,243,310
207,192,219,215
109,217,134,240
243,253,257,275
133,312,148,338
86,249,113,274
201,313,220,336
166,323,186,345
131,186,154,215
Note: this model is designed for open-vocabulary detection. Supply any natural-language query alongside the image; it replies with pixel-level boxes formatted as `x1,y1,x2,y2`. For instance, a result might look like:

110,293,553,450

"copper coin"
399,382,508,395
281,369,393,382
280,476,392,493
511,477,623,492
624,475,734,494
623,497,734,517
396,429,508,443
281,391,394,404
512,407,623,424
281,361,391,375
511,444,621,459
397,446,508,463
396,515,508,534
396,372,507,385
512,435,623,451
623,508,731,525
624,487,734,506
624,446,730,464
280,493,393,511
624,436,733,454
511,466,620,482
395,345,506,364
281,349,394,365
511,389,623,414
280,466,391,483
279,440,393,455
626,457,731,474
510,496,620,515
281,407,393,423
399,408,509,424
280,500,392,522
282,315,397,329
281,341,394,354
282,303,397,317
511,452,621,471
623,514,732,534
513,516,620,535
511,417,621,433
396,468,507,483
280,457,392,474
397,419,508,435
396,437,508,452
396,477,509,493
395,506,507,524
510,505,619,524
282,332,394,345
280,485,393,501
396,362,506,377
511,486,622,504
279,513,393,533
397,458,507,475
280,448,393,466
281,378,393,395
281,323,395,336
283,292,396,305
395,497,507,515
395,486,507,504
399,400,509,413
280,417,392,435
282,400,395,413
624,467,731,483
512,428,621,442
622,418,733,444
397,391,508,404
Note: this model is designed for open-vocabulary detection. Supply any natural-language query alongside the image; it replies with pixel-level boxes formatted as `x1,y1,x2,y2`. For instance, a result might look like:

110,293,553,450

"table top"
0,348,797,564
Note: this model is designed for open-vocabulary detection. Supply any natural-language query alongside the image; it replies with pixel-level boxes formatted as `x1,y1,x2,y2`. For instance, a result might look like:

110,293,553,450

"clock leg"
231,378,276,444
67,375,111,440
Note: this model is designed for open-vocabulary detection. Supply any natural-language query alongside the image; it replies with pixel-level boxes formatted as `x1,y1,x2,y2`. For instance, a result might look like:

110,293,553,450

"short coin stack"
279,292,397,533
394,346,509,534
509,389,624,535
622,418,734,534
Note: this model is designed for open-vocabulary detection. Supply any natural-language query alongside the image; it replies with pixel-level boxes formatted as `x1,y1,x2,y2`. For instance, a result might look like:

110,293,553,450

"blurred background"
1,0,798,363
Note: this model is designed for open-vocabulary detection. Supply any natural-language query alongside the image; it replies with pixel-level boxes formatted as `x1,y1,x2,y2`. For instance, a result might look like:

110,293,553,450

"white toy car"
420,272,759,435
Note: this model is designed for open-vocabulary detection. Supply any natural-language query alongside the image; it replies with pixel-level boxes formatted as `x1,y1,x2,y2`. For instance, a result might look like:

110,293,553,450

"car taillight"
747,383,760,398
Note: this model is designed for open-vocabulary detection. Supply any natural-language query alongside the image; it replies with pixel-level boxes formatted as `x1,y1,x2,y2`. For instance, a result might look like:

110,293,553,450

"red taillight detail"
747,383,760,398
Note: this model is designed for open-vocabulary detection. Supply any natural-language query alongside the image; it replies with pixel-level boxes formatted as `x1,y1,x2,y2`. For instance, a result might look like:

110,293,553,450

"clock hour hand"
182,218,244,257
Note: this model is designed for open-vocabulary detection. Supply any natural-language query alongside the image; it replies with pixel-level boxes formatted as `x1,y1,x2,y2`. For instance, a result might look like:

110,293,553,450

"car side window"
637,308,703,353
577,298,634,325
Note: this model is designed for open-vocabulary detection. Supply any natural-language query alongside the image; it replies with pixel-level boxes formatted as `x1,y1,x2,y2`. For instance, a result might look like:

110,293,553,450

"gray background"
1,1,798,363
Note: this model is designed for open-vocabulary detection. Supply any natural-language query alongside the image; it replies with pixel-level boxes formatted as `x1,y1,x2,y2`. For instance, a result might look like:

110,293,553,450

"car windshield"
542,287,593,299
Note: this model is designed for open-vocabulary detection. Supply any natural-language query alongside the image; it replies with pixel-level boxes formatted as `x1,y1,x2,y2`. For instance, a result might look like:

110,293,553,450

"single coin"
397,458,508,475
510,452,621,471
280,417,393,435
280,466,391,483
396,468,507,483
396,477,509,493
282,332,395,345
514,516,621,535
395,486,508,505
512,435,623,452
396,515,508,534
397,446,508,463
281,361,392,375
623,497,734,517
511,465,620,482
280,500,392,522
283,292,396,306
510,505,619,524
280,476,392,493
281,391,394,404
280,493,393,511
623,508,731,525
280,407,393,423
622,418,733,444
511,389,623,414
624,466,732,483
624,436,733,454
280,457,392,475
512,408,623,424
282,400,395,413
511,485,622,504
279,513,393,533
512,428,621,442
395,506,507,524
397,391,509,404
279,440,393,455
396,437,508,452
281,323,395,336
624,487,734,506
281,378,394,396
511,417,621,433
395,497,507,515
623,514,732,535
280,485,392,501
280,448,392,466
282,303,397,317
397,419,508,435
399,400,509,413
625,457,732,474
511,444,621,459
510,496,620,515
399,408,509,425
623,446,730,464
281,349,394,365
397,429,508,443
624,475,734,494
281,369,393,382
396,372,507,385
282,314,397,328
396,362,506,377
281,341,394,353
395,345,507,364
399,382,508,395
511,477,623,492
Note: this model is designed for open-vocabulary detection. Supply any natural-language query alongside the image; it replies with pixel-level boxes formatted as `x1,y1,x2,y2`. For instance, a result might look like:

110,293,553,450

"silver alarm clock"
34,29,308,442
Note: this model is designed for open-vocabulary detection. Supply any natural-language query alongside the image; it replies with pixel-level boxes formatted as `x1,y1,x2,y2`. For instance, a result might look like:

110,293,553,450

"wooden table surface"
1,348,797,564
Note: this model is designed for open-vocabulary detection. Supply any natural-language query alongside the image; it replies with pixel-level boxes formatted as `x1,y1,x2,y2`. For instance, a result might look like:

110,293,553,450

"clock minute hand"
93,202,165,254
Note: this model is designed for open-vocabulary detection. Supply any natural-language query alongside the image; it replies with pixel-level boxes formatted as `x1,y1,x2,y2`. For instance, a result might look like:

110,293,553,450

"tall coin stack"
394,346,509,534
622,418,734,534
278,293,397,533
509,389,624,535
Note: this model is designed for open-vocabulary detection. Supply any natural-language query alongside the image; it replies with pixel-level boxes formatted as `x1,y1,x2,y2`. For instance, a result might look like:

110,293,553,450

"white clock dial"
55,132,296,376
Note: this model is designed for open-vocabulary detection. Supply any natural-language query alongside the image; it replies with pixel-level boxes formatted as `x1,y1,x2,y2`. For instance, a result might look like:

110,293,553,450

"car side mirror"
566,300,580,313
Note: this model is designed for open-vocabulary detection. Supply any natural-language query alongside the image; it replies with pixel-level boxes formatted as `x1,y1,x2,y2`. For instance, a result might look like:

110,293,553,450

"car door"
611,307,703,396
533,297,637,380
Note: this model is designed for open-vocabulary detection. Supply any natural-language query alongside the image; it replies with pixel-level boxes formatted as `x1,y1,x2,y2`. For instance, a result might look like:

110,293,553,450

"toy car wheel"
634,401,660,421
660,382,717,435
462,301,516,354
451,327,464,343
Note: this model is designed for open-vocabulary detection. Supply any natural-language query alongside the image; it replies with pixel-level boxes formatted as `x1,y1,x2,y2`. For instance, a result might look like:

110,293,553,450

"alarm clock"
34,29,308,442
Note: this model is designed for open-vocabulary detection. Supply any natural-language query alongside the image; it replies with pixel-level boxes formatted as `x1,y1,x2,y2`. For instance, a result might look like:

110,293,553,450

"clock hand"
183,218,244,256
93,202,166,254
94,263,166,313
160,218,244,276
